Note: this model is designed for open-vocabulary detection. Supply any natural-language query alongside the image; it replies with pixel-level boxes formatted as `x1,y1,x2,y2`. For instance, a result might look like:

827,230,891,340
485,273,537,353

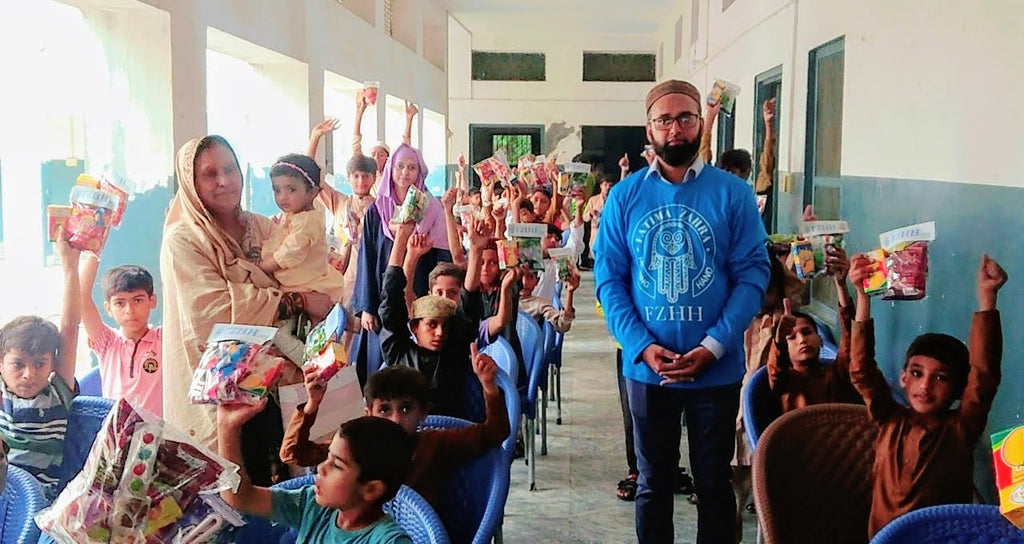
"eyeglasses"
648,113,700,131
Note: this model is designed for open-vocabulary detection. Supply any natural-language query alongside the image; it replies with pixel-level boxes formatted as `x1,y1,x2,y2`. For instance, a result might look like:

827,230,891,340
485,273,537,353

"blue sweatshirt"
594,160,769,388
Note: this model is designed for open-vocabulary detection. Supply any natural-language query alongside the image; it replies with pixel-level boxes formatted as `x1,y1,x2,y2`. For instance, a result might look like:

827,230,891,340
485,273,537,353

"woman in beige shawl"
161,135,333,483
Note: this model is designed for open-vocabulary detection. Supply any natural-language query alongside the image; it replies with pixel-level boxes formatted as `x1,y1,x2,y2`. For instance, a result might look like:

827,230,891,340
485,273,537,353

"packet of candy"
361,81,379,106
473,153,512,188
496,239,520,270
509,222,546,271
799,220,850,277
548,247,574,281
879,221,935,301
307,342,348,384
707,79,742,114
48,205,73,242
565,162,591,198
990,425,1024,529
169,494,246,544
188,324,283,405
99,170,134,227
34,398,240,544
790,238,816,279
302,304,345,364
393,185,430,224
453,205,476,226
67,185,118,254
861,248,889,296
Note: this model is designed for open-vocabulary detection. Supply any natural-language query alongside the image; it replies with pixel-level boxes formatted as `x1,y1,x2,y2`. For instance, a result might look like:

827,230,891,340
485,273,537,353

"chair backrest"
753,404,878,544
482,336,519,386
78,367,103,397
54,396,114,494
422,416,511,544
515,311,546,409
263,478,451,544
450,366,521,462
869,504,1023,544
0,465,46,544
817,319,838,360
742,366,781,451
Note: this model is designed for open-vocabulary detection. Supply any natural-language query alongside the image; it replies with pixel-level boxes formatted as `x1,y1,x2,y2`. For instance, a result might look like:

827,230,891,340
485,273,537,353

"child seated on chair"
848,254,1007,537
767,246,862,412
280,350,510,507
79,255,162,416
519,267,578,334
0,230,80,497
219,405,413,544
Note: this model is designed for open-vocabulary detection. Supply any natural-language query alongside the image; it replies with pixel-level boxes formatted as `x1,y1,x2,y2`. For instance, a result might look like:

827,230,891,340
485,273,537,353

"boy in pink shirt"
80,255,162,416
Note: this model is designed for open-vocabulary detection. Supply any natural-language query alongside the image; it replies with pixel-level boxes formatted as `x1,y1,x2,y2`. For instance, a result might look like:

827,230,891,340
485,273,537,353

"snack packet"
34,399,241,544
790,238,816,279
496,239,519,270
302,304,345,364
360,81,379,106
879,221,936,301
393,185,430,224
509,223,546,271
548,247,575,281
66,185,118,253
861,248,889,296
473,153,512,188
707,79,742,114
48,205,73,242
798,220,850,278
564,162,591,199
991,425,1024,529
188,324,284,405
99,171,134,227
307,343,348,384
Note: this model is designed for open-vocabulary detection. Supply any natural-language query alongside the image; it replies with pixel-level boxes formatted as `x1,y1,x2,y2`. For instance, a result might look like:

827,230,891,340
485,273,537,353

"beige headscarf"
161,136,282,447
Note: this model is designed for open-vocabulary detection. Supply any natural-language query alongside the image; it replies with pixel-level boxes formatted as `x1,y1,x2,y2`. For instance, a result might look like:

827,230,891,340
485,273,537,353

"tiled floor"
501,273,760,543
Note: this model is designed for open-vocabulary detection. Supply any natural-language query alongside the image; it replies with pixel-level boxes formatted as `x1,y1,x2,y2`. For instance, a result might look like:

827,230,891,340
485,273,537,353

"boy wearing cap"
379,218,474,413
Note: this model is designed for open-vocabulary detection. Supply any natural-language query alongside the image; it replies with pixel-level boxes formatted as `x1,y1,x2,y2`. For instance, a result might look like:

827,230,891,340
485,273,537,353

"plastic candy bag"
393,185,430,224
48,205,73,242
170,494,245,543
360,82,379,106
707,79,742,114
188,324,284,405
797,220,849,278
509,223,546,271
496,239,519,270
34,399,241,544
879,221,935,301
66,185,118,253
473,152,512,188
302,305,345,364
861,248,889,296
790,238,815,280
548,247,575,281
564,162,591,199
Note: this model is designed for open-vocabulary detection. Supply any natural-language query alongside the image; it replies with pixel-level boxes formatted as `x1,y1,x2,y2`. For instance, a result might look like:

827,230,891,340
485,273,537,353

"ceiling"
443,0,675,35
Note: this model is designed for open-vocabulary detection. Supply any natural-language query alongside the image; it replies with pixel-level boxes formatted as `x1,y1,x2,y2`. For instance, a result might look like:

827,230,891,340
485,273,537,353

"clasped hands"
642,344,716,385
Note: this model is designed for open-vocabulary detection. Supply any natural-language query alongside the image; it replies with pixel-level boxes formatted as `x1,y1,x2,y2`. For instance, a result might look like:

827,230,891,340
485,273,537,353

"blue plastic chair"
1,465,46,544
869,504,1024,544
78,367,103,397
53,397,114,495
474,348,524,461
482,336,519,387
421,416,511,544
267,477,451,544
515,310,546,490
742,366,781,452
546,283,566,425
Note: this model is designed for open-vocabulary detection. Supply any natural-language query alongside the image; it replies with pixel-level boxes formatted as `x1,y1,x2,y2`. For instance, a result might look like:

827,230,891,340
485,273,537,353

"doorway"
580,125,648,177
753,66,783,232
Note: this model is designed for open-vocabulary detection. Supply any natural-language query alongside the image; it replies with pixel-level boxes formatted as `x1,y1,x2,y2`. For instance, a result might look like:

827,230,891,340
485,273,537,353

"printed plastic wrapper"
564,162,592,199
393,185,430,224
67,185,117,254
798,220,849,278
549,247,574,282
48,205,73,242
861,249,889,296
307,343,348,384
77,172,134,229
169,494,245,543
991,425,1024,529
876,221,936,301
707,79,742,114
34,398,241,544
360,82,379,106
508,223,546,271
188,324,285,405
473,152,512,188
334,208,361,248
496,239,519,270
790,238,815,280
302,304,345,365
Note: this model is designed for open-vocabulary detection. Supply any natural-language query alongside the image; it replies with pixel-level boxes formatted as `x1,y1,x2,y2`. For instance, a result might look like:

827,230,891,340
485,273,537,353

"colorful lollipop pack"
188,324,285,405
34,398,241,543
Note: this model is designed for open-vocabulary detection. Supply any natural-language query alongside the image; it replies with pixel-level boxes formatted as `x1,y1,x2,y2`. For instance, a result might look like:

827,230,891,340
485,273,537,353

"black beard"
654,127,702,168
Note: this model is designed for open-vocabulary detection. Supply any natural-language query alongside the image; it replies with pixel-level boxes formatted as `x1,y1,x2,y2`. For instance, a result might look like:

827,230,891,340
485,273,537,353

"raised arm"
464,216,489,292
218,401,274,517
699,101,720,164
403,234,431,310
618,153,630,181
440,189,466,266
79,253,110,351
767,299,797,390
847,254,896,421
307,118,340,163
403,102,418,146
382,221,416,332
489,267,520,337
56,228,81,386
754,99,776,193
279,367,331,467
827,247,855,377
959,255,1007,441
352,93,368,155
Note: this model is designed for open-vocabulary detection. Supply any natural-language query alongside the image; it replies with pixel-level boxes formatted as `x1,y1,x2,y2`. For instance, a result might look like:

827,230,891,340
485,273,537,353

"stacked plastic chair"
421,415,512,544
515,310,546,490
869,504,1024,543
0,465,46,544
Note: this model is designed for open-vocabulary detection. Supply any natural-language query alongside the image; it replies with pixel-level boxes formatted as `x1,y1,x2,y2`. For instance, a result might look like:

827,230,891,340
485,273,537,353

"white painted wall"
658,0,1024,191
447,28,658,162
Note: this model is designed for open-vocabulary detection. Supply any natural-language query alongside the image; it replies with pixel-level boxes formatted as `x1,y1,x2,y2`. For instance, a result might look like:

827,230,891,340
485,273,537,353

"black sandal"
676,467,695,495
616,473,639,501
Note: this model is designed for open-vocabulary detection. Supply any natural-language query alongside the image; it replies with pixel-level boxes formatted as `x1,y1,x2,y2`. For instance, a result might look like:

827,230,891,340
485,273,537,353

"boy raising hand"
848,253,1007,537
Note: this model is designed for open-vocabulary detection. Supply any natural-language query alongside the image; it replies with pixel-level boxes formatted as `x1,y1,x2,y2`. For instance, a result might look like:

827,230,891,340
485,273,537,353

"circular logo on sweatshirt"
142,357,159,373
630,204,717,302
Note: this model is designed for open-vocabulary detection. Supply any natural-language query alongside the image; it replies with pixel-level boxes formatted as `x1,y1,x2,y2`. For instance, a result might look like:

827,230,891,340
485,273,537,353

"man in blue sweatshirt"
594,79,770,544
